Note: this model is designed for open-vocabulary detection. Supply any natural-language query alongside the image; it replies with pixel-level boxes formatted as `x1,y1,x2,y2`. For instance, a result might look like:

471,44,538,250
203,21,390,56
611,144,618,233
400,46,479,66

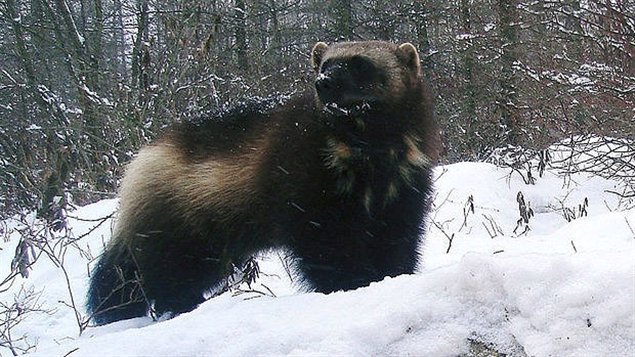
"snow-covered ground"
1,162,634,356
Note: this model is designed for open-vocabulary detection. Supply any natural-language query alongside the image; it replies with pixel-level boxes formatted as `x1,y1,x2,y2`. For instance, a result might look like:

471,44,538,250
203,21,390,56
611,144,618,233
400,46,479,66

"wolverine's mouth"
322,102,371,116
318,93,382,116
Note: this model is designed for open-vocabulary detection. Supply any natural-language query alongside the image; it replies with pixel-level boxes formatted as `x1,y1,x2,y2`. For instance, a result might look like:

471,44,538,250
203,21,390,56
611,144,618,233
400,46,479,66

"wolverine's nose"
315,72,341,105
315,73,336,94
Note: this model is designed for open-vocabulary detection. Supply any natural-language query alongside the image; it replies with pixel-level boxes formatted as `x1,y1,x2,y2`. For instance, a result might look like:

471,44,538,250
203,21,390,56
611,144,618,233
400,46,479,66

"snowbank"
1,162,633,356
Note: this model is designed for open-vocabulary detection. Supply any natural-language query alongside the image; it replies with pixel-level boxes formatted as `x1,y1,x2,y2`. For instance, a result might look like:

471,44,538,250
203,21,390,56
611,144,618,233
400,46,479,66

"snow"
1,162,633,356
455,33,477,41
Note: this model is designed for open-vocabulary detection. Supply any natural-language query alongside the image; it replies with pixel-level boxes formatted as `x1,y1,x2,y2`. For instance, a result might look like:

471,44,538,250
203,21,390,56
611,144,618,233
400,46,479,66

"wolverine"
87,41,440,325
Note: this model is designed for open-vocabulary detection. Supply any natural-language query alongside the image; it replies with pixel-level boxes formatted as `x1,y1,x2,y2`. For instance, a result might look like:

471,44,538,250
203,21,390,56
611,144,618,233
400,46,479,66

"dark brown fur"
87,41,440,325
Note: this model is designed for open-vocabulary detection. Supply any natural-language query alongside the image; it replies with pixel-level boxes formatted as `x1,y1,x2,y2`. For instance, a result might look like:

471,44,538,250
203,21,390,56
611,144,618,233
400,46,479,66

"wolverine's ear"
311,42,328,73
398,43,421,74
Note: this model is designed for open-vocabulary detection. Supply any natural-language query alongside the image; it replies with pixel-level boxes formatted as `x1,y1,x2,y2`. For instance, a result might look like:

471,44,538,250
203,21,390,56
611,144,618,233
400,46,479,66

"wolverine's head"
310,41,422,116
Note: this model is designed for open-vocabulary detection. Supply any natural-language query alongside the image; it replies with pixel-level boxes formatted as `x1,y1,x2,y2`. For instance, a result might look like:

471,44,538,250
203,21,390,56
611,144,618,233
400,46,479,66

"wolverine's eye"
349,56,375,75
348,56,380,88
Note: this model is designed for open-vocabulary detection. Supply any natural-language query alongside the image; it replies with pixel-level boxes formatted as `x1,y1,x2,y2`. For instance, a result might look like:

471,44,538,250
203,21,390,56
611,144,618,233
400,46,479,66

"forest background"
0,0,633,223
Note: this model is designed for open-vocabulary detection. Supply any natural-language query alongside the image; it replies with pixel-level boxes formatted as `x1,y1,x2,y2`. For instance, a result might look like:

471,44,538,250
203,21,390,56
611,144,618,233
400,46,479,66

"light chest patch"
324,137,357,195
323,134,431,213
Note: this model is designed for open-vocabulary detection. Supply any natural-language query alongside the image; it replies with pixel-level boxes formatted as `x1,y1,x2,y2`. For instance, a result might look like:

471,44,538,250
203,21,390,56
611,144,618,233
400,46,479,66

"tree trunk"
113,0,128,77
235,0,249,72
497,0,520,145
460,0,477,156
412,0,432,77
269,0,281,51
331,0,354,40
131,0,149,89
93,0,104,84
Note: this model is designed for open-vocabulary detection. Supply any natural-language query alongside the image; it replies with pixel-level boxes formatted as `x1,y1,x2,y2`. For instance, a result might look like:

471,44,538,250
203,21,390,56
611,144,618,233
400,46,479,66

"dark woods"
1,0,633,220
